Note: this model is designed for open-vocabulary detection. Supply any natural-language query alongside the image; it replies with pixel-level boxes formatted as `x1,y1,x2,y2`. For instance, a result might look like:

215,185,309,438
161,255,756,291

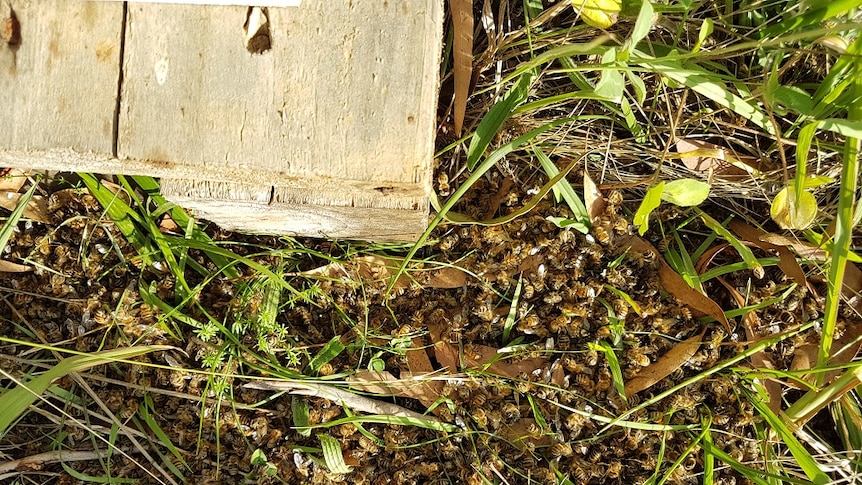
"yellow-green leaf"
661,179,711,207
572,0,621,28
634,182,664,235
770,186,818,229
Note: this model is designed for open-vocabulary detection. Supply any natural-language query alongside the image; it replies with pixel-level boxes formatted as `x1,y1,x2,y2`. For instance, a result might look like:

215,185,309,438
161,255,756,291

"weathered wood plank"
0,1,122,154
118,1,440,187
161,178,428,241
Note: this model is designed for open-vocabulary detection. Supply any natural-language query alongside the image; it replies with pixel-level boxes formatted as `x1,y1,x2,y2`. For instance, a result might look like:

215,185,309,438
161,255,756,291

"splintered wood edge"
160,178,429,242
0,148,428,197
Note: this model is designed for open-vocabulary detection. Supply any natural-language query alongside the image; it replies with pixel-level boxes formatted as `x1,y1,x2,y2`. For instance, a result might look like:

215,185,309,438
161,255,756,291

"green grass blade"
307,336,345,375
79,174,154,267
293,397,312,437
637,56,774,135
591,341,626,402
747,391,830,484
466,70,536,170
702,416,715,485
0,180,38,253
130,176,240,279
699,212,764,278
818,67,861,371
61,462,136,484
785,363,862,425
0,346,170,438
761,0,861,38
318,434,352,474
139,394,189,472
533,145,590,230
503,275,522,345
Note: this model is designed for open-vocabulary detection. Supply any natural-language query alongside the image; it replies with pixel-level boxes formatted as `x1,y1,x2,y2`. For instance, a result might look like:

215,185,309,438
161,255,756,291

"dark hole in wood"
244,7,271,55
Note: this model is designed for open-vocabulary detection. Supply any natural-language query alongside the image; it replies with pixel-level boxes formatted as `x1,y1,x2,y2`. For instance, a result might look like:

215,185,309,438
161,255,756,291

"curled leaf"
771,186,817,230
571,0,621,28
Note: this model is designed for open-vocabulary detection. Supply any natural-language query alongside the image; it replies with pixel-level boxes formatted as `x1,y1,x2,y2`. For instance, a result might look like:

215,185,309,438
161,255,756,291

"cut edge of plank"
160,178,429,242
0,148,428,197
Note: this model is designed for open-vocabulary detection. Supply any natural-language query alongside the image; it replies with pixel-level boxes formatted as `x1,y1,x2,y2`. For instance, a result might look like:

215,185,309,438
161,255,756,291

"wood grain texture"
118,0,440,187
0,1,122,154
2,1,443,241
160,178,428,241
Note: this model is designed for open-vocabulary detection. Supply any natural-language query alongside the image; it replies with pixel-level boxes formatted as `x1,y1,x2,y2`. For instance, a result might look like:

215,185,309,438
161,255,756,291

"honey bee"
606,460,623,479
556,332,571,351
678,306,693,320
549,442,573,458
436,172,451,196
471,390,488,407
560,302,588,318
517,314,546,336
543,292,562,305
501,402,520,422
470,408,488,429
626,346,652,367
438,233,460,252
585,348,599,366
520,283,536,300
651,316,676,334
593,225,613,246
570,462,589,482
574,374,594,390
138,304,155,324
548,314,570,334
613,298,629,320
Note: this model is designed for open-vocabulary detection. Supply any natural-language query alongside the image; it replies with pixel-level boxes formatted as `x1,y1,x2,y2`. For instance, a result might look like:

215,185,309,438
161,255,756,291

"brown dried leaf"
452,0,473,136
499,418,553,450
758,233,828,260
0,168,28,192
583,169,604,221
428,319,547,379
417,266,468,289
675,139,761,177
0,193,52,224
620,235,730,331
0,259,33,273
728,220,806,286
347,370,404,396
625,327,706,395
400,337,444,408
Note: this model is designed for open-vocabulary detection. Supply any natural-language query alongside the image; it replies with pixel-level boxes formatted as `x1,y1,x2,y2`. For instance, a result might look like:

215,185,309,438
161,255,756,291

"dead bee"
606,460,623,479
438,233,460,252
613,298,629,320
549,442,573,458
436,172,451,196
501,402,520,422
627,346,651,367
471,390,488,407
593,225,613,246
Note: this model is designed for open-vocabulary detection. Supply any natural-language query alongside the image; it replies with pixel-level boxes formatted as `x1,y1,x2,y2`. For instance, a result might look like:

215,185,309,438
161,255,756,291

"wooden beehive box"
0,0,442,241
